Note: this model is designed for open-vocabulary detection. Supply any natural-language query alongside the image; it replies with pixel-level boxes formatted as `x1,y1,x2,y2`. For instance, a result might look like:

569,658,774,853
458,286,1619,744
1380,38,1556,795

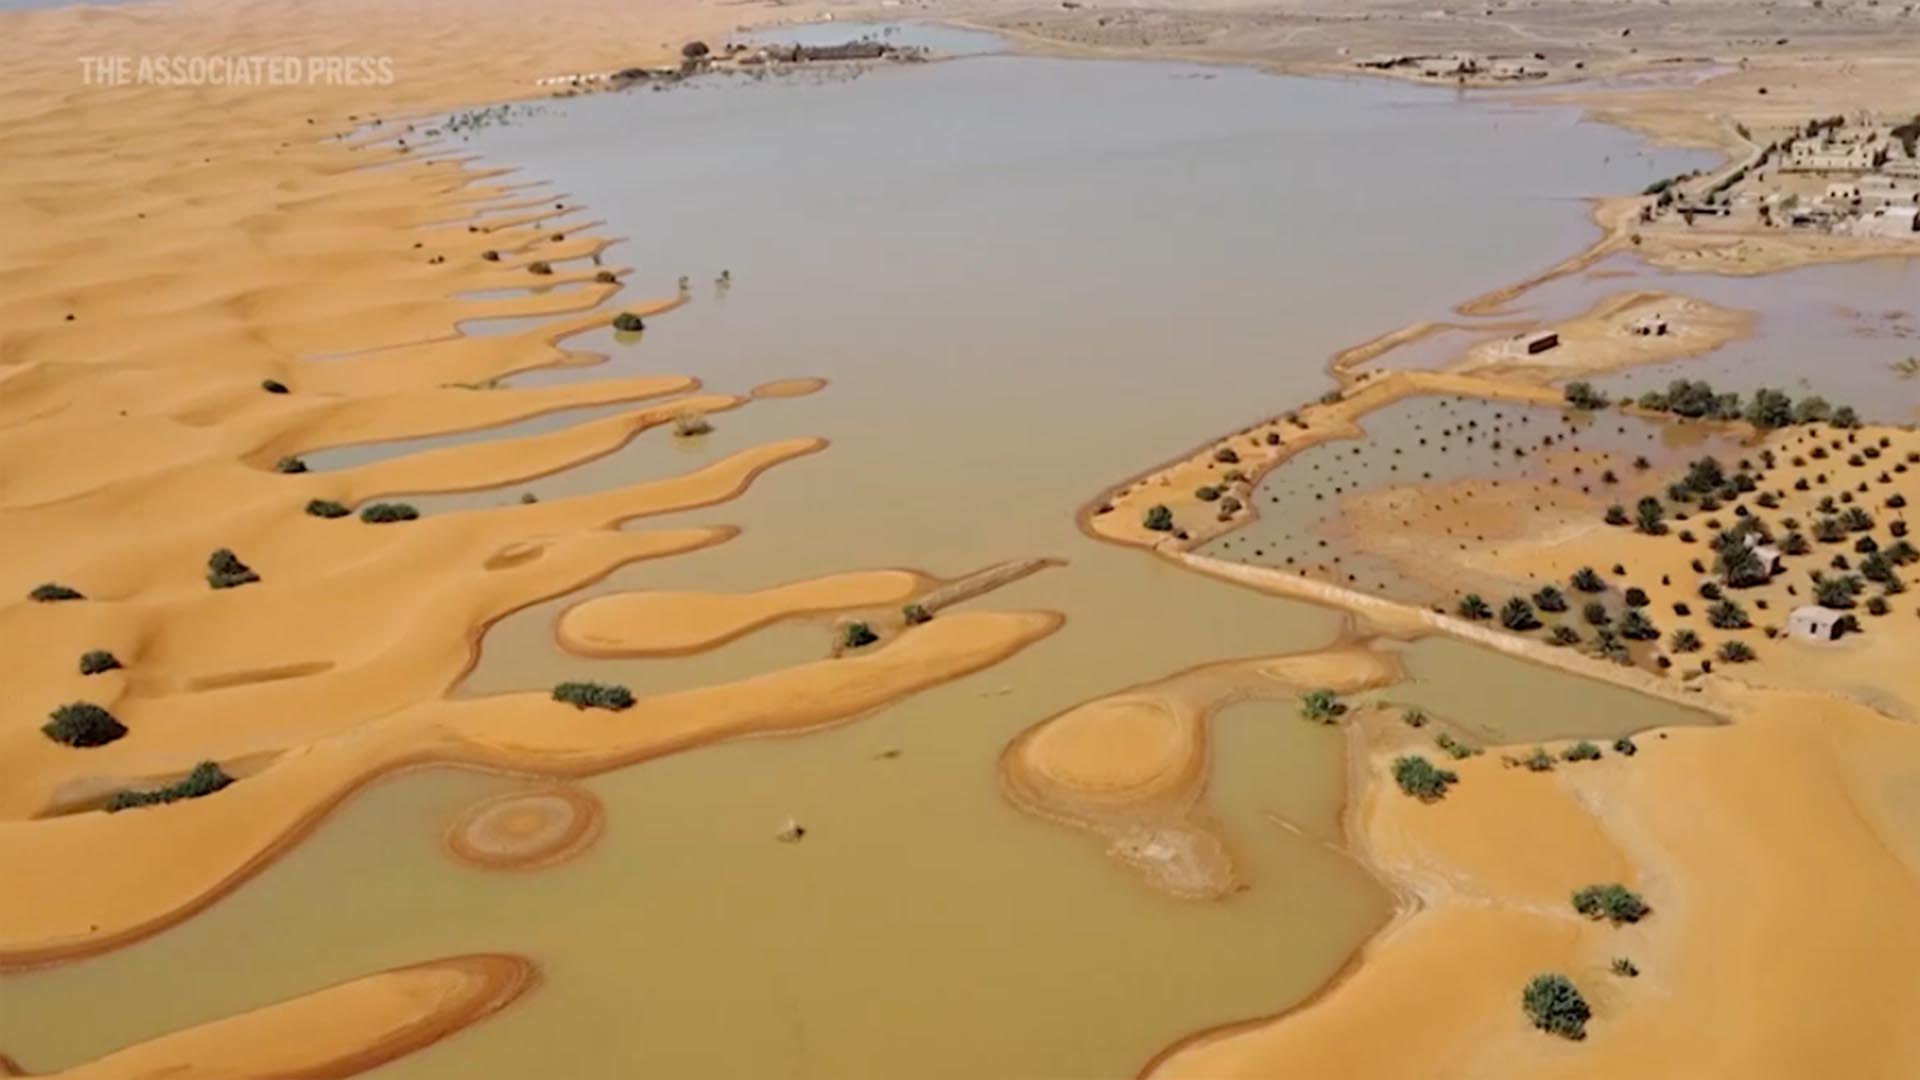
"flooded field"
0,25,1741,1079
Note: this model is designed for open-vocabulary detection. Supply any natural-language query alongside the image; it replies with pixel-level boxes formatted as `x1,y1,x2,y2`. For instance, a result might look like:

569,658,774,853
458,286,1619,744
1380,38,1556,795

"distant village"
1639,112,1920,240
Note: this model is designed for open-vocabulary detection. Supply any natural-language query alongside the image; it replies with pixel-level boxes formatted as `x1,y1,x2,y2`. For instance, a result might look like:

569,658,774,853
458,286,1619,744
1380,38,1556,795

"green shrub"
1611,956,1640,978
1572,882,1650,924
306,499,350,519
528,260,553,275
611,311,646,332
1195,485,1221,502
1435,732,1481,760
1612,736,1638,756
30,582,84,602
359,502,420,524
1213,447,1240,465
1500,597,1540,631
1620,609,1659,641
1583,601,1611,627
1670,628,1702,653
1401,707,1428,728
1718,640,1756,663
551,681,634,711
42,702,127,747
79,649,121,676
1707,599,1750,629
107,761,234,812
206,549,260,590
1521,748,1556,772
1300,689,1346,724
274,455,308,474
1457,594,1493,621
842,621,879,649
1571,567,1606,593
1634,497,1666,535
1605,504,1629,527
1143,505,1174,532
902,603,932,626
1392,755,1458,802
1522,973,1590,1039
1550,625,1581,647
1565,382,1610,410
1533,585,1568,613
1561,741,1602,762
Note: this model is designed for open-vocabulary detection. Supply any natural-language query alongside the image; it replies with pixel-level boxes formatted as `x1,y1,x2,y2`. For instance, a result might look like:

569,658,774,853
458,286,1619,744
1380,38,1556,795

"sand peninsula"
980,12,1920,1071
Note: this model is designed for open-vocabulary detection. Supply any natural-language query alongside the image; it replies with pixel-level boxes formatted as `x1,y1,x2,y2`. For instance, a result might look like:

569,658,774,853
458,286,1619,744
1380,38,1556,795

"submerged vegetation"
1300,689,1346,723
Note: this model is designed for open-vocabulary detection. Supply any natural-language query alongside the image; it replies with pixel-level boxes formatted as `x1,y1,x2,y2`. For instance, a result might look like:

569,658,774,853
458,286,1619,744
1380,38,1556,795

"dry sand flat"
34,954,536,1079
557,569,930,657
1448,291,1751,383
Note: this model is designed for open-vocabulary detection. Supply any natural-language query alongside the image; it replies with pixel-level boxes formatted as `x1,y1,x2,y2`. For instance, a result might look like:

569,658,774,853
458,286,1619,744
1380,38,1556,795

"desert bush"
1624,587,1650,608
260,378,290,394
78,649,121,676
1458,594,1493,621
1613,736,1638,756
30,582,84,602
1435,732,1481,760
1583,601,1611,627
1562,741,1603,762
551,681,635,711
1143,505,1174,532
1611,957,1640,978
1669,628,1702,653
1400,707,1428,728
107,761,233,812
1634,497,1666,535
306,499,350,519
1195,485,1221,502
1620,609,1659,641
611,311,646,332
1550,625,1581,647
1707,599,1750,629
1605,504,1630,527
1533,585,1568,613
902,603,932,626
1564,382,1610,410
1717,640,1756,663
1213,447,1240,465
274,455,308,474
842,622,880,650
1392,755,1458,802
206,548,259,590
1574,882,1650,924
42,702,126,747
1521,748,1556,772
527,260,553,275
359,502,419,524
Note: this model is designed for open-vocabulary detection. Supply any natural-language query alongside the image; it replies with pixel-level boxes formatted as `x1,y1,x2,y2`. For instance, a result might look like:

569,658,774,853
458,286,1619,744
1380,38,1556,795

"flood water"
0,27,1738,1079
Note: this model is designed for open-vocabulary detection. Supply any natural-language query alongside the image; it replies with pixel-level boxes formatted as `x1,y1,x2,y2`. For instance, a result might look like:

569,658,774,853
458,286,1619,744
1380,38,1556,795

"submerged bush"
1300,689,1346,724
551,681,634,711
1522,974,1591,1040
1573,882,1651,924
107,761,234,812
359,502,420,524
611,311,646,332
1457,594,1493,621
42,702,127,747
842,621,880,649
902,603,933,626
274,455,308,474
29,582,84,603
78,649,121,676
305,499,351,519
206,548,260,590
1533,585,1568,613
1500,596,1540,631
1392,755,1458,802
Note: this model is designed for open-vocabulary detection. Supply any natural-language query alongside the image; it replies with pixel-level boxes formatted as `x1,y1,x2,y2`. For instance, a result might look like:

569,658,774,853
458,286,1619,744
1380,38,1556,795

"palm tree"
1571,567,1606,593
1605,505,1630,527
1717,640,1756,663
1500,597,1541,631
1533,585,1569,613
1670,628,1702,653
1620,609,1659,641
1458,594,1493,621
1583,601,1612,627
1842,507,1876,532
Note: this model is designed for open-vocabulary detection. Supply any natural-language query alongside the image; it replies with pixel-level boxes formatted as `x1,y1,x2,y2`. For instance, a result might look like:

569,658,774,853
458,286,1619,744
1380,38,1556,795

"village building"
1861,205,1920,238
1787,606,1850,642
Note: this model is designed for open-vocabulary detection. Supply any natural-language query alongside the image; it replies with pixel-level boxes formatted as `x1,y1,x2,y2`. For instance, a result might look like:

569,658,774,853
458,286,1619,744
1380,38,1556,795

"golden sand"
49,954,535,1079
557,569,929,657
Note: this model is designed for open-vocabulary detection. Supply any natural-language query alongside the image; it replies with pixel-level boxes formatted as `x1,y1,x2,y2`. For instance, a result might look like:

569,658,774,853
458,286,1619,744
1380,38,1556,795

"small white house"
1787,606,1848,642
1860,205,1920,238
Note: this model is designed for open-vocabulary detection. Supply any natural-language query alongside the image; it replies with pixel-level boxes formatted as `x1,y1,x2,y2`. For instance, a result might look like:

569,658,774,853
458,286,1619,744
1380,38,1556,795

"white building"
1787,606,1849,642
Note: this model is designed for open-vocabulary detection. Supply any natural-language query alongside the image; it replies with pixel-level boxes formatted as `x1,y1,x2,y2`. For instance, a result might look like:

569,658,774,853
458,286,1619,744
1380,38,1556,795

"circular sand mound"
445,786,604,871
